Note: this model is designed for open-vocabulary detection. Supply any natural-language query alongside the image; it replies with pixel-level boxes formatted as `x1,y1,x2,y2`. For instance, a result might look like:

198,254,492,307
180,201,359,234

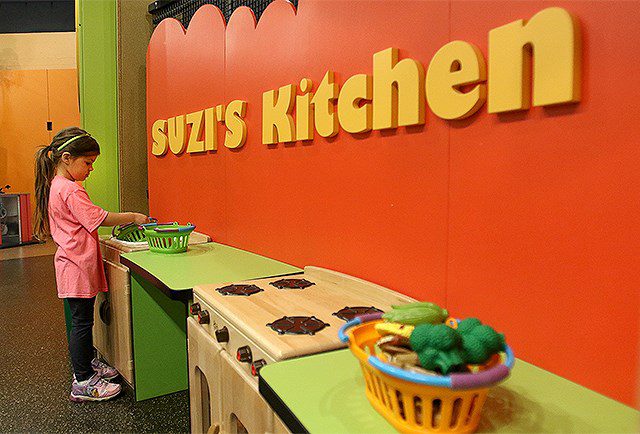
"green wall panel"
78,0,120,226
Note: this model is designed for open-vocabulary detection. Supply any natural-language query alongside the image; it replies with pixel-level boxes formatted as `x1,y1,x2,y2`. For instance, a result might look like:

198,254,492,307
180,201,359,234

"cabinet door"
100,243,122,264
270,414,291,434
94,260,134,386
220,351,275,434
188,317,223,434
107,260,134,385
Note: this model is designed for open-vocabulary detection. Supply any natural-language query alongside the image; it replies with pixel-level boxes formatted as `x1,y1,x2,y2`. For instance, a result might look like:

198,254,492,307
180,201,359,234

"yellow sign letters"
152,7,580,156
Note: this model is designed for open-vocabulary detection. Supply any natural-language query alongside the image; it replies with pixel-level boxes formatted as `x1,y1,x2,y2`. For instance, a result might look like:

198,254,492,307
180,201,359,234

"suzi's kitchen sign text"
151,7,580,156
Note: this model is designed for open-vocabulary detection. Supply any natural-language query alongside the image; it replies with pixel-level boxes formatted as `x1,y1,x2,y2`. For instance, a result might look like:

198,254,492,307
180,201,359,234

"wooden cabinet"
187,317,223,434
93,259,134,386
220,351,276,434
270,414,291,434
188,314,289,434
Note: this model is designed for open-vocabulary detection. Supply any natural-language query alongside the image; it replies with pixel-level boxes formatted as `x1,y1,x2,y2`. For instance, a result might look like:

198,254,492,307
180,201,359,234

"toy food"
457,318,506,365
374,314,506,375
376,335,424,371
382,301,449,325
375,322,415,338
409,323,466,374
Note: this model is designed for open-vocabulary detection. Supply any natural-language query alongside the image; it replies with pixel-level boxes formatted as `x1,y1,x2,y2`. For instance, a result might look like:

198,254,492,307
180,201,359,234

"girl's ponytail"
33,145,55,240
33,126,100,240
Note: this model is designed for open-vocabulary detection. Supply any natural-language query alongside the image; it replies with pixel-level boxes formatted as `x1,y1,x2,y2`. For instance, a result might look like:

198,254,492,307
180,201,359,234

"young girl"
34,127,148,402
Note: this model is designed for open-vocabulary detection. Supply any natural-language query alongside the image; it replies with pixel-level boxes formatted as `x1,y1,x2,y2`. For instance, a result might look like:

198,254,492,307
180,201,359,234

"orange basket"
338,313,514,433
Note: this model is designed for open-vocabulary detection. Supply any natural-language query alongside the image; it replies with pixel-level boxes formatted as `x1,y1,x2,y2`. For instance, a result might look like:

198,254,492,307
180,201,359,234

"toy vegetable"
375,322,414,338
408,323,466,374
457,318,506,365
382,301,449,325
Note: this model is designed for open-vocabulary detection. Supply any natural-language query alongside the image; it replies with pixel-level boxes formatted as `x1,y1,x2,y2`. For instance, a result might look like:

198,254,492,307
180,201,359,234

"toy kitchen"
187,266,415,434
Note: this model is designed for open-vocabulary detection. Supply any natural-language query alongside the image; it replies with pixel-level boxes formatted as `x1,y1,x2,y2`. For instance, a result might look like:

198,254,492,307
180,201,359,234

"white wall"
0,32,76,70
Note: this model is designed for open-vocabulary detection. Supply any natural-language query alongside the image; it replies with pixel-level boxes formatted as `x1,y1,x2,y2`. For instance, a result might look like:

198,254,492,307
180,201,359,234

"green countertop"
120,242,301,292
259,349,639,433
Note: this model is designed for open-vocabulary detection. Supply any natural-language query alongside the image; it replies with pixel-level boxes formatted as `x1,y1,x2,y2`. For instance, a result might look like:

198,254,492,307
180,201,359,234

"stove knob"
215,326,229,343
190,303,201,315
251,359,267,376
197,310,210,324
236,346,252,363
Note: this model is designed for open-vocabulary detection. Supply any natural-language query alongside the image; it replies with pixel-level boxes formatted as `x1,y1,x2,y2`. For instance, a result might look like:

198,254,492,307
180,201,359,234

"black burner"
216,284,263,296
266,316,330,335
269,278,316,289
332,306,384,321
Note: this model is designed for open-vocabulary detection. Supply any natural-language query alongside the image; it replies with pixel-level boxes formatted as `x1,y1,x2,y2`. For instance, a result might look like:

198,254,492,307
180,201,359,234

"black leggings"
67,297,95,382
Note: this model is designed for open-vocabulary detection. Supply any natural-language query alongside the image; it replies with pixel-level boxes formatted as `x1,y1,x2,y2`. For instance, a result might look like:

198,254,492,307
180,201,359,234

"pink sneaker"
70,374,121,402
91,357,119,381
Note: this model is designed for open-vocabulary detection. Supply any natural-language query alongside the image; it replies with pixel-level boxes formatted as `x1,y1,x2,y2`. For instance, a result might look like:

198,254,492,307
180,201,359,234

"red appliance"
0,193,33,247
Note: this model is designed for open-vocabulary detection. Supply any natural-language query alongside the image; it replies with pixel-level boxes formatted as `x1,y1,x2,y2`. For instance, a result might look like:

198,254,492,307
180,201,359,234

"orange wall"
0,69,80,208
146,1,639,406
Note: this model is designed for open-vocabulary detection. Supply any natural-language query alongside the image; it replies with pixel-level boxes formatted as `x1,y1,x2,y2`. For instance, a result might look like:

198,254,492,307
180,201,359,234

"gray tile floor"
0,255,190,433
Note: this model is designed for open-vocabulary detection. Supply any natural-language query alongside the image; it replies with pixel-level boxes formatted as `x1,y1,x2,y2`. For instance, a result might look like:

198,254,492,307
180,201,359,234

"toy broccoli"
408,323,466,374
457,318,506,365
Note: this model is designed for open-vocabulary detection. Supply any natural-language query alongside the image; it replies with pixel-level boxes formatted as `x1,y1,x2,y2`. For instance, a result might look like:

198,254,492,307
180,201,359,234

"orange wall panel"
146,1,640,406
0,69,80,210
48,69,81,138
0,70,50,202
447,0,640,407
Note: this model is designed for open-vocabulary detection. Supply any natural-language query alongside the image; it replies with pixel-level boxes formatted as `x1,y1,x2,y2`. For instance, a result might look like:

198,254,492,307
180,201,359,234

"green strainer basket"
112,218,158,242
142,222,196,254
112,223,147,242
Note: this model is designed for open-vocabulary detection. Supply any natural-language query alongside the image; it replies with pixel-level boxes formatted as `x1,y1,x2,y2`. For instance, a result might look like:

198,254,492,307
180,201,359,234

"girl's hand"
132,213,149,225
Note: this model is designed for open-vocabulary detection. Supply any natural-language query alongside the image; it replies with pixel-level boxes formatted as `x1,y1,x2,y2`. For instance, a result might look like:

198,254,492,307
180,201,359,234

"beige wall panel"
117,0,152,214
0,32,76,70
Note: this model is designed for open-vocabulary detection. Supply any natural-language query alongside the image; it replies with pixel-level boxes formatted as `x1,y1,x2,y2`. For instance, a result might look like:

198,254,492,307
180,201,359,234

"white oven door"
219,351,282,434
187,317,224,434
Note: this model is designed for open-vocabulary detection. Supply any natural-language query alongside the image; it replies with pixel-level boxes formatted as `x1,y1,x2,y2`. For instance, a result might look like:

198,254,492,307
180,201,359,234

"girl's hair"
33,127,100,240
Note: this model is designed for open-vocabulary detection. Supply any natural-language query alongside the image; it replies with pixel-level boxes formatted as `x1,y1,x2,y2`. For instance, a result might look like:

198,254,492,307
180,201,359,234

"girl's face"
64,154,98,181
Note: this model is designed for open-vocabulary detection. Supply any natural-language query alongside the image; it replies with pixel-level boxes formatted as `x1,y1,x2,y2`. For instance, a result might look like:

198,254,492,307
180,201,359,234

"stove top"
266,316,330,335
193,267,415,360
